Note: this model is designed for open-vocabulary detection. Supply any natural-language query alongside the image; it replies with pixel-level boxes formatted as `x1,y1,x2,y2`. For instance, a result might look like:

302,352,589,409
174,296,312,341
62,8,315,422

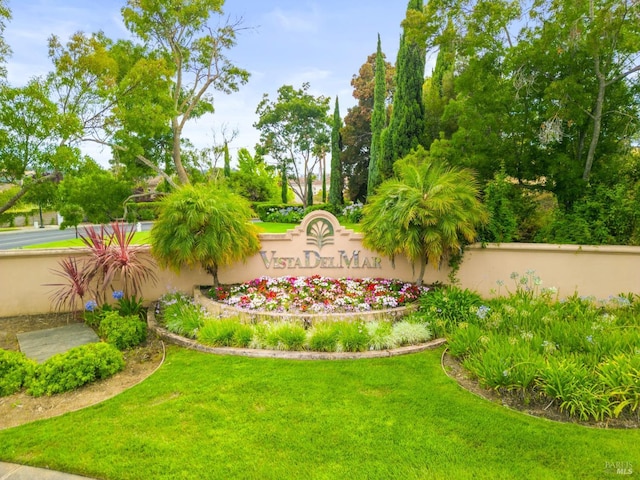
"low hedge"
28,343,125,397
0,350,36,397
99,311,148,350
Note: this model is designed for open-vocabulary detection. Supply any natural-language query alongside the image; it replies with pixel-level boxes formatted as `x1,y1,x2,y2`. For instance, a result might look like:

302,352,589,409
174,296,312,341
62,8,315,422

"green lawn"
0,346,636,479
20,222,361,249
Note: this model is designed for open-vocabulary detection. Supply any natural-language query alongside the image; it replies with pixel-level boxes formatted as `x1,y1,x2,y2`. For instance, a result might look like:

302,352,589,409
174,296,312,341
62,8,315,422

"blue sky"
4,1,433,167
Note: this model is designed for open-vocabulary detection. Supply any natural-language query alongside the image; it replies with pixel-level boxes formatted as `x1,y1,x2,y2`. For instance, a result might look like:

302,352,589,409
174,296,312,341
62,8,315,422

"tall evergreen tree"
223,141,231,178
423,20,457,147
329,96,344,206
380,0,427,178
367,34,387,198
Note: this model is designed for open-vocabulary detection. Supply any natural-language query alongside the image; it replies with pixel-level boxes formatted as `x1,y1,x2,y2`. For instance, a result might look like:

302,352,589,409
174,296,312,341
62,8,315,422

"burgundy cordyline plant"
47,222,157,312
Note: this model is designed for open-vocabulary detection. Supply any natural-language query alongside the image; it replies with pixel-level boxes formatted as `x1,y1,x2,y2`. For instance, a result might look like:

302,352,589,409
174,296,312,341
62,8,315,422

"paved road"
0,222,153,250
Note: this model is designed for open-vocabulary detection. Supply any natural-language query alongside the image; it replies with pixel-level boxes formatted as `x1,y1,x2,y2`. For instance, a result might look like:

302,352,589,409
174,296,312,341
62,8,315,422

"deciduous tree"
254,83,330,208
122,0,250,185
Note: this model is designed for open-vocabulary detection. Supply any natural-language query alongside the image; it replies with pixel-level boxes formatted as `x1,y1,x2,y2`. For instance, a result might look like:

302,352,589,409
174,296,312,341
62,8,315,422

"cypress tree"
424,20,456,147
306,174,314,206
329,96,344,206
223,141,231,178
368,34,386,198
381,0,426,178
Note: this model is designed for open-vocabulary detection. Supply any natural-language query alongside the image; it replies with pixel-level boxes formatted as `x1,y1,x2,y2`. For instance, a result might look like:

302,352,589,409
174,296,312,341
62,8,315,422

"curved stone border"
194,286,417,324
148,303,446,360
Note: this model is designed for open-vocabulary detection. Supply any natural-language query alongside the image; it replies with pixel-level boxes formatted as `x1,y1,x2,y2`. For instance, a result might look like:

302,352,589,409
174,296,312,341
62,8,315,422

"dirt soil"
441,350,639,429
0,313,164,431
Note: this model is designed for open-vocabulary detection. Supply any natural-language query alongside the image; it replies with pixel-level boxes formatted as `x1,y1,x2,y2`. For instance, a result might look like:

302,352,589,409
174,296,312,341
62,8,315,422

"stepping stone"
17,323,100,363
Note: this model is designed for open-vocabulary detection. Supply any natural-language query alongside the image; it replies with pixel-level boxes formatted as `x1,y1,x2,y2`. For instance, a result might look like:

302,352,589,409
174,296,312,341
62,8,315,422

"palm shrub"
150,184,261,287
361,147,488,286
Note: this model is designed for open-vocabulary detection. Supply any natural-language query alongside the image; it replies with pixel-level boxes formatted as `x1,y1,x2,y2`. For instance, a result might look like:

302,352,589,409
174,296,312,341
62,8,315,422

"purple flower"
112,290,125,300
85,300,98,312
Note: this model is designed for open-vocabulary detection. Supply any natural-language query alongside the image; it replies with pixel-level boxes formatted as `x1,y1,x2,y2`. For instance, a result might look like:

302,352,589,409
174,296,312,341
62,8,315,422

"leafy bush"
198,319,253,348
304,203,342,217
99,311,147,350
419,286,482,336
265,206,305,223
0,350,36,397
28,343,125,397
341,202,364,224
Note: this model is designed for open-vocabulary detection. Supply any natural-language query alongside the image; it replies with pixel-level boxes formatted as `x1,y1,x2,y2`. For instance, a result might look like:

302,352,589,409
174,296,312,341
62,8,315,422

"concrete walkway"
16,323,100,363
0,462,97,479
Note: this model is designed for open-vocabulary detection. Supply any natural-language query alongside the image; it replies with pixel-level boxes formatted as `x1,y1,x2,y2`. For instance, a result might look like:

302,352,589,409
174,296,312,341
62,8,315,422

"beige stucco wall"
1,211,639,317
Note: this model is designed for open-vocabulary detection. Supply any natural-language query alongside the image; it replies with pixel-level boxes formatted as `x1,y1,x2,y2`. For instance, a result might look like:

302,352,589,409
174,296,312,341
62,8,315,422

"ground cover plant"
0,346,637,479
419,271,640,423
210,275,427,313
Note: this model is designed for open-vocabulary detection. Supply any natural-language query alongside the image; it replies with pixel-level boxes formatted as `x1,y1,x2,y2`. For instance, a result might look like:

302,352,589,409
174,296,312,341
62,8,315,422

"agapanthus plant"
210,275,427,314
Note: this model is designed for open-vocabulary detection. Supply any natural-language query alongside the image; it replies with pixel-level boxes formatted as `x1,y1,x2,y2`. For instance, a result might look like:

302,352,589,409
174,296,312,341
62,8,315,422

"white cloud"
267,6,322,34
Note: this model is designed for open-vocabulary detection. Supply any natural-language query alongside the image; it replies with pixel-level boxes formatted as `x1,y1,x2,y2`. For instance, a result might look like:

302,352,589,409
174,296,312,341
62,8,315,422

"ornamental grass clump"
262,322,307,351
338,321,371,352
198,319,253,348
159,292,208,338
307,323,341,352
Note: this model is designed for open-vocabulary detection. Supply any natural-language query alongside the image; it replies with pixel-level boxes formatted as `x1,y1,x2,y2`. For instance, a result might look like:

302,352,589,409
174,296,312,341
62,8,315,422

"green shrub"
254,203,304,222
419,286,482,336
307,322,341,352
341,202,364,224
263,322,307,351
338,321,370,352
304,203,342,217
198,319,253,348
28,343,125,397
0,349,37,397
99,311,147,350
160,294,207,338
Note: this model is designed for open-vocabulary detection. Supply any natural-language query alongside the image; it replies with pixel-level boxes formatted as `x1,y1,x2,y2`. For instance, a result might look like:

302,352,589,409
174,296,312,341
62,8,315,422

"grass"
0,346,637,479
22,232,151,249
20,222,359,248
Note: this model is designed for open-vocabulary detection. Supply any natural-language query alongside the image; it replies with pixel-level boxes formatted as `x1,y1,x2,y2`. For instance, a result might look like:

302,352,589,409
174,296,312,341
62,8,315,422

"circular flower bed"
209,275,427,314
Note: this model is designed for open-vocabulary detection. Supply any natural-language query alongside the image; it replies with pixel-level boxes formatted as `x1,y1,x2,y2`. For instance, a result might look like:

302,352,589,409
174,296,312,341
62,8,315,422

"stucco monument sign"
259,212,383,271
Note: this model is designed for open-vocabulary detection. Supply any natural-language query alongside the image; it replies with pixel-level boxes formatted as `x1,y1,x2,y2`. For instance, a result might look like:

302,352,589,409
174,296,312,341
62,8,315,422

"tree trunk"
0,172,59,216
583,55,606,182
207,264,219,288
172,119,190,185
416,255,427,286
